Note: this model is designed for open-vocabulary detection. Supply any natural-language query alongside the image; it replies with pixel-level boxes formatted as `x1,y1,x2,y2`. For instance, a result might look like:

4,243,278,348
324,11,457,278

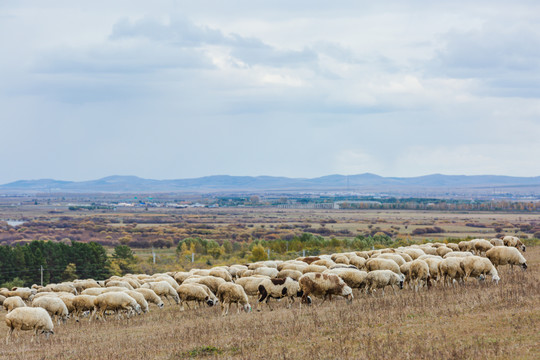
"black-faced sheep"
177,284,216,311
257,277,305,310
298,273,353,305
5,307,54,344
486,246,527,271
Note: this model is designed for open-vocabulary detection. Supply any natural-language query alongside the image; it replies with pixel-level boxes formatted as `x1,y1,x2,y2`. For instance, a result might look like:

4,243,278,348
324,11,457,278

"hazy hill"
1,174,540,195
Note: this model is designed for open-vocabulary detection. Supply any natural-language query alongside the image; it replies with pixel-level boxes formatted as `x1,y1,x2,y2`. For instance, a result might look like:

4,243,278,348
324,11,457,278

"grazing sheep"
473,239,494,256
490,238,504,247
5,307,54,344
177,284,216,311
277,261,307,272
354,252,370,260
302,264,328,274
81,288,107,296
423,257,443,283
460,256,500,283
72,279,101,293
253,267,279,278
418,246,438,256
458,241,474,253
228,265,249,278
105,280,134,290
92,292,141,321
312,259,335,268
216,283,251,316
348,255,367,270
436,247,453,257
141,281,179,305
72,295,97,322
366,258,402,275
257,277,304,310
438,258,465,287
399,262,413,289
182,276,225,294
333,255,350,265
502,236,526,252
3,296,26,313
124,290,149,313
6,287,35,301
486,246,527,271
298,273,353,305
134,288,164,308
365,270,405,297
399,248,425,260
144,276,179,291
57,293,76,314
324,268,368,291
443,251,473,258
173,272,192,285
0,295,5,306
446,243,460,251
240,270,256,278
408,260,431,292
235,277,269,297
32,296,69,325
247,263,267,270
209,268,233,282
277,269,303,281
377,253,406,266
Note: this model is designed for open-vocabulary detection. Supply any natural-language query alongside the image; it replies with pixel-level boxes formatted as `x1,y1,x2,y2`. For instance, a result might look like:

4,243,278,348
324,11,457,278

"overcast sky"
1,1,539,184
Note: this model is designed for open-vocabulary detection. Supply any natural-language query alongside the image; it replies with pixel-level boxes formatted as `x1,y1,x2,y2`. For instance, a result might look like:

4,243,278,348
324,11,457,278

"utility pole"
191,252,194,263
152,247,156,264
267,249,270,259
302,249,305,257
40,265,43,287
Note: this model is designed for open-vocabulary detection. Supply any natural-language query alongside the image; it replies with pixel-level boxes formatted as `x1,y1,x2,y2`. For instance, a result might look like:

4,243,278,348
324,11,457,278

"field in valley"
0,205,539,359
0,249,538,359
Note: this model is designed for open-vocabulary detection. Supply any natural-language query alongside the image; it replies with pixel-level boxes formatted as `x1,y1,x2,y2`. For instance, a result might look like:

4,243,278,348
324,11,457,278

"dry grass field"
1,247,539,360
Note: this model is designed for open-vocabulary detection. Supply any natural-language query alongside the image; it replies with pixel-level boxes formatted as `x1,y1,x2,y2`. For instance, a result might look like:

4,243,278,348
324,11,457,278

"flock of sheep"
0,235,528,343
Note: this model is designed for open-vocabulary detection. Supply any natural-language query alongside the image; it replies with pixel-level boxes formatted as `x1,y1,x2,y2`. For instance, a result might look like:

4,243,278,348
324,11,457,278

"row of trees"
0,241,135,287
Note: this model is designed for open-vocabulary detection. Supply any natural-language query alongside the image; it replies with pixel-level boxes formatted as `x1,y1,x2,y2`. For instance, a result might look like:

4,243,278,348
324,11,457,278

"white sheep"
502,236,526,252
443,251,473,258
365,270,405,296
216,283,251,316
324,268,368,291
3,296,26,313
408,259,431,292
71,295,97,322
473,239,494,256
92,292,141,321
490,238,504,247
438,258,465,287
105,280,134,290
253,267,279,278
177,283,217,311
276,269,303,281
446,243,460,251
32,296,69,325
234,276,270,297
208,267,233,282
460,256,500,283
486,246,527,271
366,258,402,275
141,281,180,305
182,276,225,294
5,307,54,344
298,273,353,305
134,288,164,308
376,253,406,266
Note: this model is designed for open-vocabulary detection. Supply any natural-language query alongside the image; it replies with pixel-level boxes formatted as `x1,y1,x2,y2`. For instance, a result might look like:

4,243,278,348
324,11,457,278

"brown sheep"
298,273,353,305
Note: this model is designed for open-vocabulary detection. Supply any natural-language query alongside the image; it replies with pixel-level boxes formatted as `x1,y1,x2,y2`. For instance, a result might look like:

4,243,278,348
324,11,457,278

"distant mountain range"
1,174,540,195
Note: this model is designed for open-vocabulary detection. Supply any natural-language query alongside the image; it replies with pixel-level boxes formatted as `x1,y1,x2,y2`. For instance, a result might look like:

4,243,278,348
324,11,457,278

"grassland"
1,246,539,360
